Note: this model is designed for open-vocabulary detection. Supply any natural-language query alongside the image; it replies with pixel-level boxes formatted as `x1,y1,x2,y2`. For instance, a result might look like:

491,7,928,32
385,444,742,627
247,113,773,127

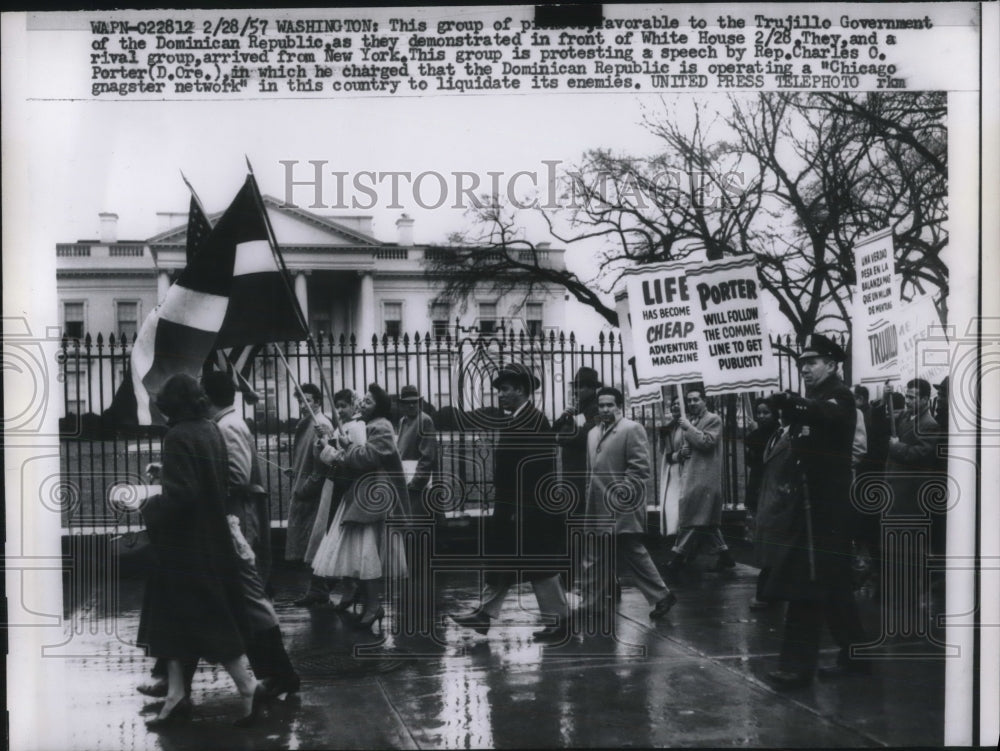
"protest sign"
621,261,702,393
685,256,779,395
614,291,661,407
852,228,900,385
896,294,950,387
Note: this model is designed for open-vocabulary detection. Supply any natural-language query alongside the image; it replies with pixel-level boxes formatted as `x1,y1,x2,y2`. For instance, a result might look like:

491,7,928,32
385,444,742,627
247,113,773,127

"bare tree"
425,92,948,336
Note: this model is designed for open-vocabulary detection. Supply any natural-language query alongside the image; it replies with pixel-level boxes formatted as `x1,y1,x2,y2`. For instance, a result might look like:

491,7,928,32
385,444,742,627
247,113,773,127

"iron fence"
58,328,839,533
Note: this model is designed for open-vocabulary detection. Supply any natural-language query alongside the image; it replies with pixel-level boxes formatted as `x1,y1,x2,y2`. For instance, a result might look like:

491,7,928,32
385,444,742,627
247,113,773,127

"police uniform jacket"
763,375,856,601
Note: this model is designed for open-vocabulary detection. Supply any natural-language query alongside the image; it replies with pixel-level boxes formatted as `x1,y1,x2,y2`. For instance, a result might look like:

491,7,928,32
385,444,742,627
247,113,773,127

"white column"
357,271,376,347
295,271,309,326
157,271,171,302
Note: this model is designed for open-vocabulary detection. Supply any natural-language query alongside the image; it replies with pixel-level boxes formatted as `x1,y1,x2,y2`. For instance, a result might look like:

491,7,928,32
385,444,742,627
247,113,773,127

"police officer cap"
492,362,542,392
797,333,846,363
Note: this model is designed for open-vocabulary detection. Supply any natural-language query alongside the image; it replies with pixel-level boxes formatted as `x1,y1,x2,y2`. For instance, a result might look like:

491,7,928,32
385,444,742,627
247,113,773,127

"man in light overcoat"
666,385,735,573
578,387,676,622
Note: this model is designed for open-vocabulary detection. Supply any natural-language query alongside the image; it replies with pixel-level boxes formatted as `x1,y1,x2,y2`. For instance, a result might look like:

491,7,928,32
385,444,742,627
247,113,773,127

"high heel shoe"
233,683,267,728
333,591,361,613
353,605,385,633
145,695,193,729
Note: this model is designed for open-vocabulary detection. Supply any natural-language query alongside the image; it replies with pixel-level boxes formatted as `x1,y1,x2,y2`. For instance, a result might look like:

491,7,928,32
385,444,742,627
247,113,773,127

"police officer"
764,334,869,688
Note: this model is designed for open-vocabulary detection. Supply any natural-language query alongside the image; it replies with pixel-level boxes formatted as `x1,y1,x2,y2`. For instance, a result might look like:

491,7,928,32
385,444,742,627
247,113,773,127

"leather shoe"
765,669,812,690
261,673,301,698
748,598,771,611
649,592,678,621
817,661,871,679
532,621,569,643
450,610,491,635
294,593,329,607
145,696,193,729
136,679,168,698
708,551,737,572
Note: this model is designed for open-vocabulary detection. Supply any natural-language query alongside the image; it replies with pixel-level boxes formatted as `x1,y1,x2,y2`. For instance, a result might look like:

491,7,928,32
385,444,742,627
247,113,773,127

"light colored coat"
585,416,650,535
677,409,724,527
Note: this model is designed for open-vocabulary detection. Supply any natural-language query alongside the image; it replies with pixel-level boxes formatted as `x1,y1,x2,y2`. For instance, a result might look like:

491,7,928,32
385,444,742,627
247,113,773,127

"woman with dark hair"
745,396,779,515
311,383,409,632
137,373,264,728
744,395,780,609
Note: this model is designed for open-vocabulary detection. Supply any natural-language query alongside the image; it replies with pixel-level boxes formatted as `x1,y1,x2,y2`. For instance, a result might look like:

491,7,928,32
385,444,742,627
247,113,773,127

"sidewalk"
42,551,946,749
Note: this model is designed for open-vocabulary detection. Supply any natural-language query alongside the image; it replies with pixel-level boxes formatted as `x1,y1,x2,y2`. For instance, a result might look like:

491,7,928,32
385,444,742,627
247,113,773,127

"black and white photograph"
2,3,998,749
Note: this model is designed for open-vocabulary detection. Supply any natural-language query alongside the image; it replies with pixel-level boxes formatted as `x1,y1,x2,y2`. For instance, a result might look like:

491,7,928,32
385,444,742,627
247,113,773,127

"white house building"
56,199,571,418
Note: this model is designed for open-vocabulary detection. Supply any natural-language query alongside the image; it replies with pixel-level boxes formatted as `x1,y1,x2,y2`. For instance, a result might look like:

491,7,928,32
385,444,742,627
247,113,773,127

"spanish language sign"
896,293,949,387
621,261,702,390
685,255,779,395
852,228,900,384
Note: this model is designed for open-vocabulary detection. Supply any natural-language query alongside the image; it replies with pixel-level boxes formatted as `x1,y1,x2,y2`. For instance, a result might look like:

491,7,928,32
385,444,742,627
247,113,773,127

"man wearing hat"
450,362,570,642
554,366,603,516
397,385,437,515
764,333,868,688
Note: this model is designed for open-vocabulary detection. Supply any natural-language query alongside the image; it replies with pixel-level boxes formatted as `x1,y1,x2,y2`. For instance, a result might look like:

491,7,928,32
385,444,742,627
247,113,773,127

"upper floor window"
478,302,497,335
383,301,403,339
116,301,139,340
525,302,543,338
64,302,85,339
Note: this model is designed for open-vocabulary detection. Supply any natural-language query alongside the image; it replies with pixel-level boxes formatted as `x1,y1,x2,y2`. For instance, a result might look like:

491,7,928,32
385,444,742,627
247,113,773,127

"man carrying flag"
106,173,307,427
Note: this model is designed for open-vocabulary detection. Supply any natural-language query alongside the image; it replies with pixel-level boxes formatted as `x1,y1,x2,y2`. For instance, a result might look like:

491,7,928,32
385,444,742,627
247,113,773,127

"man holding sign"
665,385,734,574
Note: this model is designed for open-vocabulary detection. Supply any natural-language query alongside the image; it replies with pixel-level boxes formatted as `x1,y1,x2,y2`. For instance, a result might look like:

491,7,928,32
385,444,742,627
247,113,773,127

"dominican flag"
108,175,306,426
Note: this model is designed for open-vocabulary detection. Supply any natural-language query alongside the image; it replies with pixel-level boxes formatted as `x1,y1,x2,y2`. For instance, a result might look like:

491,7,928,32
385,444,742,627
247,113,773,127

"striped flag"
185,193,212,263
118,175,306,425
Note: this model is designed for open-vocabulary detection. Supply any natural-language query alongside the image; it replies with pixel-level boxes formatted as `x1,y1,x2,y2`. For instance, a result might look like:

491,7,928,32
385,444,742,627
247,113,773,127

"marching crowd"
131,330,947,728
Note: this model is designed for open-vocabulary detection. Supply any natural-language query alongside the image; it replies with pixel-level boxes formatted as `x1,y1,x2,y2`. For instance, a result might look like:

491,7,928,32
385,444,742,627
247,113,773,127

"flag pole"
271,342,322,428
244,158,341,429
180,170,210,218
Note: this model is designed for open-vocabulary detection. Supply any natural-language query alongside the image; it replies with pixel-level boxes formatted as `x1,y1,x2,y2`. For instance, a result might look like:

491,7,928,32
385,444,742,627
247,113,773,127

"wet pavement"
46,544,946,749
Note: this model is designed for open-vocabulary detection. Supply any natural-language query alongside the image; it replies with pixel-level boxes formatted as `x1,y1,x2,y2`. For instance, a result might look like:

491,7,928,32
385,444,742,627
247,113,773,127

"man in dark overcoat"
764,333,868,688
886,378,942,516
451,362,570,642
553,366,603,515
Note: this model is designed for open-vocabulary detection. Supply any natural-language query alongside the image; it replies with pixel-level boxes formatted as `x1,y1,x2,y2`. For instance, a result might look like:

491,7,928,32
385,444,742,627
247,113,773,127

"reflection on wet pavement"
41,558,945,749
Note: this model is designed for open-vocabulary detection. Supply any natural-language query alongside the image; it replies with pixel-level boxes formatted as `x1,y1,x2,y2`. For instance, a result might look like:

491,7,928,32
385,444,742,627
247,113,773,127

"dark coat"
763,375,857,602
753,428,803,570
743,424,776,513
137,417,249,663
485,402,563,580
886,409,941,516
554,396,600,513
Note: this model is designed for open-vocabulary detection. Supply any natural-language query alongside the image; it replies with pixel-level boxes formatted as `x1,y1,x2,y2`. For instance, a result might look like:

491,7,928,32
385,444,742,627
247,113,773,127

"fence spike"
108,332,116,347
403,332,411,348
598,331,606,346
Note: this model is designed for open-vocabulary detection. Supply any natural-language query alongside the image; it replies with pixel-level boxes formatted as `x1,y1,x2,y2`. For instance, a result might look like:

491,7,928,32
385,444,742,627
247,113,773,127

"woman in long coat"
752,409,799,607
137,373,263,728
311,383,409,632
656,397,685,536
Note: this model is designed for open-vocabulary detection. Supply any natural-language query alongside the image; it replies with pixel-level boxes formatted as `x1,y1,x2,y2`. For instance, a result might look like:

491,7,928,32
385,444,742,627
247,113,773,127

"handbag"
111,529,155,578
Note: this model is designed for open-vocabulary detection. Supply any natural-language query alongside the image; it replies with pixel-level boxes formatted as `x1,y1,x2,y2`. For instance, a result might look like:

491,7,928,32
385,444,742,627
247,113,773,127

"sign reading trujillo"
852,228,900,384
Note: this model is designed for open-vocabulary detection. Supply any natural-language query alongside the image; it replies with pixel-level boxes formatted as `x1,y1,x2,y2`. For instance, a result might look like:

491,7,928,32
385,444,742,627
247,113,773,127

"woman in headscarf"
137,373,264,728
310,383,409,632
